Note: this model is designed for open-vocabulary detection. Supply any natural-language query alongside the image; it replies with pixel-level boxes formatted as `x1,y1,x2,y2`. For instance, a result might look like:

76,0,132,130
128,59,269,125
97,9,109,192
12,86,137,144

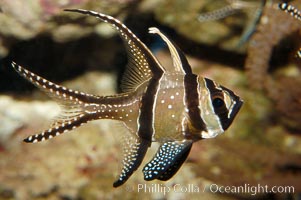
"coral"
245,3,301,89
245,1,301,130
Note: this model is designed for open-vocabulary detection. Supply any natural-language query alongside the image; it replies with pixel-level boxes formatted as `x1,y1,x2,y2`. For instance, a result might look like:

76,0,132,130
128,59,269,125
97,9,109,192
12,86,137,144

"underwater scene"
0,0,300,199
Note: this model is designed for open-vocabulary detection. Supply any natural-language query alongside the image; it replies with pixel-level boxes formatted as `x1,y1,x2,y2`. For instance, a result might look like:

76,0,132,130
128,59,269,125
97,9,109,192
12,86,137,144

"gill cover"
198,78,243,138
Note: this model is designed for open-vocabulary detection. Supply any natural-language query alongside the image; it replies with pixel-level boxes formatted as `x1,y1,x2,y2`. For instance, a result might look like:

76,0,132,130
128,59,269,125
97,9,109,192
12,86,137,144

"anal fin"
143,140,192,181
113,137,150,187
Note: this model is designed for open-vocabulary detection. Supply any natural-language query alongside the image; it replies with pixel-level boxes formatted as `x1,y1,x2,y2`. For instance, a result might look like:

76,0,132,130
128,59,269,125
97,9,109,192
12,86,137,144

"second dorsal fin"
148,27,192,75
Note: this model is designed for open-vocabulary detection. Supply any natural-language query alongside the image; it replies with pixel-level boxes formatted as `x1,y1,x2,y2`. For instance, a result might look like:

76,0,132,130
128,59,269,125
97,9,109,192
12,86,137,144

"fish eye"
212,97,224,108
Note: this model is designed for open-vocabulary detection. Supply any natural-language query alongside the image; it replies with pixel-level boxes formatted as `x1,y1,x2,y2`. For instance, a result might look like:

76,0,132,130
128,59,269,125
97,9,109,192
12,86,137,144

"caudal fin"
11,62,100,143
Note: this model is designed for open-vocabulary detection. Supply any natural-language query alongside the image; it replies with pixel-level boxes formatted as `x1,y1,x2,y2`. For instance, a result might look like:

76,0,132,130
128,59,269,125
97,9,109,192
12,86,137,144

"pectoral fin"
143,140,192,181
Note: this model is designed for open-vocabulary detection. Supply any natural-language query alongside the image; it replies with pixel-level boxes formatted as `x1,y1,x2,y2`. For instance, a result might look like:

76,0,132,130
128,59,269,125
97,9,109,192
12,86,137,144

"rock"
0,0,133,57
0,96,59,143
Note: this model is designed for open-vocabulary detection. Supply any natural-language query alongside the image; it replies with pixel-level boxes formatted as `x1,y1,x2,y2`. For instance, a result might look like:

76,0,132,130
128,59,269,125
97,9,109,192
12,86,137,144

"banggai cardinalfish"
11,9,243,187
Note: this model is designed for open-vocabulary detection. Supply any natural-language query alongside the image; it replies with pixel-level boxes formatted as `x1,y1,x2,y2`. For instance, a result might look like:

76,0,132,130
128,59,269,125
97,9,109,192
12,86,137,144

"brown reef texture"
0,0,137,56
0,0,301,200
245,1,301,130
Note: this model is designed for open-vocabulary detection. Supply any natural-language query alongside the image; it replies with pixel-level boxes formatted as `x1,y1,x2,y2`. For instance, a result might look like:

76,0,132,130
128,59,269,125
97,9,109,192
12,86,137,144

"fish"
279,3,301,21
279,3,301,58
11,9,243,187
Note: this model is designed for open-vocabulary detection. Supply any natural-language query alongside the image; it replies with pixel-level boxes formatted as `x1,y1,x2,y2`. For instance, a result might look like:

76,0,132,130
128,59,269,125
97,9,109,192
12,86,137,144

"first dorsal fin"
64,9,165,92
143,140,192,181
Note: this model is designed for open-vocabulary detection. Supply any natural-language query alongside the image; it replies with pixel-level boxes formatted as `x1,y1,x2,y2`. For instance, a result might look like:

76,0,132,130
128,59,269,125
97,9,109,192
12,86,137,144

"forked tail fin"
11,62,102,143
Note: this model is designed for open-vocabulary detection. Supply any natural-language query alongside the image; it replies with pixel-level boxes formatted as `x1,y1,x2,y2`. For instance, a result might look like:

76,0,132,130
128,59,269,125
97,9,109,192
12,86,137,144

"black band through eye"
212,97,224,108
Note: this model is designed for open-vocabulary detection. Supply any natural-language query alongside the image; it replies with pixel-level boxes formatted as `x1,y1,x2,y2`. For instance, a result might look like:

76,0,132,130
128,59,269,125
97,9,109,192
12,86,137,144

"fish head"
198,77,243,139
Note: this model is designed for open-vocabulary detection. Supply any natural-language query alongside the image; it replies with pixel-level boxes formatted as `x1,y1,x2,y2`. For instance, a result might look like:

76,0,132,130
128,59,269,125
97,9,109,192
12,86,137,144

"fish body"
11,9,243,187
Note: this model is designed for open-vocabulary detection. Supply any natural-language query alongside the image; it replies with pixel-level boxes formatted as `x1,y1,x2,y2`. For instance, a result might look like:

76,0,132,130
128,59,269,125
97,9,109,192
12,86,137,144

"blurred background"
0,0,300,199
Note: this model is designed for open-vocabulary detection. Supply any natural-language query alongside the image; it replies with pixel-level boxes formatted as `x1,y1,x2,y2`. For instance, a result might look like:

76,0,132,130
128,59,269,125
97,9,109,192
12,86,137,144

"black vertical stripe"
204,78,223,95
204,78,227,129
178,51,193,74
138,77,160,142
220,85,243,130
168,39,193,74
184,75,207,131
204,78,232,130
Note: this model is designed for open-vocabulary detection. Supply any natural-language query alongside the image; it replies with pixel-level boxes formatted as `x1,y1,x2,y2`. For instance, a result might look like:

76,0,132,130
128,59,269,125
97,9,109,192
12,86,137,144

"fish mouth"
232,98,243,118
222,98,243,131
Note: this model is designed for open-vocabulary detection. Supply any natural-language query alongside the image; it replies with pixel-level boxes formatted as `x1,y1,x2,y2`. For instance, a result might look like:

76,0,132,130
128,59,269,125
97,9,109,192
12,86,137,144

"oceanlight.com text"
208,183,294,196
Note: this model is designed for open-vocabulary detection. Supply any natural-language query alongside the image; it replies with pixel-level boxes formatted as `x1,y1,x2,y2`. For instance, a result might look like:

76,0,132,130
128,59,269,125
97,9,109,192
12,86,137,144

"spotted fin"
64,9,165,92
148,27,192,75
279,3,301,21
278,3,301,58
143,140,192,181
198,4,238,22
11,62,98,143
113,137,150,187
